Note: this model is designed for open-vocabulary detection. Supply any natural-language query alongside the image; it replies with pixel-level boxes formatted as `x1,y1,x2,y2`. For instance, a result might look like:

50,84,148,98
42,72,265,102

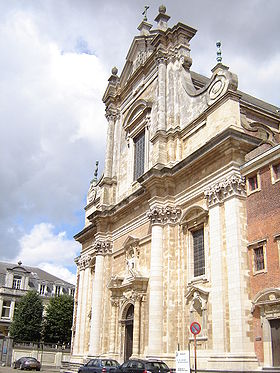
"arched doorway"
124,304,134,361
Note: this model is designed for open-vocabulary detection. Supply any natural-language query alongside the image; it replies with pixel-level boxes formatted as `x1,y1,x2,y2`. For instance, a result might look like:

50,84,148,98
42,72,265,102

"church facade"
70,6,280,371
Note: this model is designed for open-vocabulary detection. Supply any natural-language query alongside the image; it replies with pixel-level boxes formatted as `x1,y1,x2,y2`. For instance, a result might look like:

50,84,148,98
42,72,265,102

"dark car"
78,358,120,373
13,357,41,371
116,359,170,373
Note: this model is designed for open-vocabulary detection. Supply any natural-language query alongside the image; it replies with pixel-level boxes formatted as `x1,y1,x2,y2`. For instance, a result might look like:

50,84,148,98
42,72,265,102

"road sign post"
190,322,201,373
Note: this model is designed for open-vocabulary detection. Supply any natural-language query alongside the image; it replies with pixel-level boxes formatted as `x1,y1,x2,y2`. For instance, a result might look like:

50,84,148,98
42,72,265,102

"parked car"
116,359,170,373
13,357,41,371
78,358,120,373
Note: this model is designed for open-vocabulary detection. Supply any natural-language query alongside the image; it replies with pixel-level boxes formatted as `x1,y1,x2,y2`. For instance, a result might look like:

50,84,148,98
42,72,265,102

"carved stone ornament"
204,174,246,206
93,240,112,255
147,205,182,225
77,255,91,269
110,297,120,308
241,112,278,146
105,108,120,122
87,182,100,204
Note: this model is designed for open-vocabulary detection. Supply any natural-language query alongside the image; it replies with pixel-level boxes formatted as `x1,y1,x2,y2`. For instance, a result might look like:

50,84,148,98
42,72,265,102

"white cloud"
39,263,76,285
15,223,79,283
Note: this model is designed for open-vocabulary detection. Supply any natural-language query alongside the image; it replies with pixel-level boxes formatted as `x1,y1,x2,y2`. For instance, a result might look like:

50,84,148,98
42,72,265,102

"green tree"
10,290,43,342
42,294,74,344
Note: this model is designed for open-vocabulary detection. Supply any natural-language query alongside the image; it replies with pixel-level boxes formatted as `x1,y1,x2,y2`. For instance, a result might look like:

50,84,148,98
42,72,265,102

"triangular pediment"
120,35,154,87
185,284,209,303
123,235,140,249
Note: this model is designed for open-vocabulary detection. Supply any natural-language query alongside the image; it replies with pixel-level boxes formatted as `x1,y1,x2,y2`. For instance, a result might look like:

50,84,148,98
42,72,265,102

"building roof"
0,261,74,287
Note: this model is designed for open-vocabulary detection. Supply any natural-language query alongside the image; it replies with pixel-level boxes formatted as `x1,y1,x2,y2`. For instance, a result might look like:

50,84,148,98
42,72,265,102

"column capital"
147,205,182,225
76,255,91,269
204,174,246,207
105,109,120,122
93,240,112,255
155,50,168,66
110,297,120,308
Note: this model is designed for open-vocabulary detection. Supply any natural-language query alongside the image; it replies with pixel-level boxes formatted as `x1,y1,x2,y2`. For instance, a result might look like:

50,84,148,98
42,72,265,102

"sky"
0,0,279,284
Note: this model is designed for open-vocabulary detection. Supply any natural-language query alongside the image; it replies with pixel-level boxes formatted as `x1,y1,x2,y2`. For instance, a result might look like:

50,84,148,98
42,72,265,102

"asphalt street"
0,367,60,373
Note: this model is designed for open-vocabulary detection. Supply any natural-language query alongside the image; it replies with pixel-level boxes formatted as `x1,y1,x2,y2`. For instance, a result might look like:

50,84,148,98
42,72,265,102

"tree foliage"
10,290,43,342
42,294,74,344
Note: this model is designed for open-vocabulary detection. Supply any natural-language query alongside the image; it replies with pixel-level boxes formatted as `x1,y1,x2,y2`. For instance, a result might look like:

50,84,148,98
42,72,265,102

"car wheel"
19,364,24,370
36,369,40,371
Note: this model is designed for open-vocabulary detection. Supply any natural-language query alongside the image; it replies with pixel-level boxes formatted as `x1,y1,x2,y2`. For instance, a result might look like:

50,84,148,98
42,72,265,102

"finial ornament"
93,160,99,182
142,5,149,21
111,66,118,76
216,41,222,63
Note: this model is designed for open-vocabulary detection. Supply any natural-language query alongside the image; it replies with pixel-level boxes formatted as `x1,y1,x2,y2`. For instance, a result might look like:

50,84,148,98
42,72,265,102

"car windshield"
146,363,169,370
25,358,37,362
101,360,118,367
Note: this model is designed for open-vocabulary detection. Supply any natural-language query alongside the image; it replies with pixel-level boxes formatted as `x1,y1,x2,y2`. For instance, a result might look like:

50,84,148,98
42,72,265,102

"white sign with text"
175,350,190,373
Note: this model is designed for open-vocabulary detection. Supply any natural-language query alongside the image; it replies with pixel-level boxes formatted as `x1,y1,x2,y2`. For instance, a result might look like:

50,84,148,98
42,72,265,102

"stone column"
72,263,84,355
204,187,226,352
104,112,117,179
89,241,112,356
148,219,163,355
224,195,248,353
79,260,90,354
109,298,118,353
132,295,141,356
218,175,250,353
147,206,181,356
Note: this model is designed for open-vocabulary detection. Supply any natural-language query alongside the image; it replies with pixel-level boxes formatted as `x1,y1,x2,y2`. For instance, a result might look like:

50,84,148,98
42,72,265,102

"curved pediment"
123,100,152,135
180,205,208,229
251,287,280,312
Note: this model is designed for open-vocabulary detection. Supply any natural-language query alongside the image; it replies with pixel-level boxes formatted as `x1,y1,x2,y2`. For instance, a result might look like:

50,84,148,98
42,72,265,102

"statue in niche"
125,247,139,276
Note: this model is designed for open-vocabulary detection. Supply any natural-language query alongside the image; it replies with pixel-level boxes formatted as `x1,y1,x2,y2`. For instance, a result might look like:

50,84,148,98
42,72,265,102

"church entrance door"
124,304,134,361
270,319,280,367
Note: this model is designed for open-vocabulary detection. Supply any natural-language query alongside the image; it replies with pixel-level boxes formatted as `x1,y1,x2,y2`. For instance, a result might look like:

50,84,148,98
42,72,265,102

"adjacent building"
241,144,280,368
70,6,280,371
0,261,75,336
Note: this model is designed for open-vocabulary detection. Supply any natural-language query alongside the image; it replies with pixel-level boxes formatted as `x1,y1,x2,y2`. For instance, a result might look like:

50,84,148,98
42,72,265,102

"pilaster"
88,241,112,356
147,205,181,356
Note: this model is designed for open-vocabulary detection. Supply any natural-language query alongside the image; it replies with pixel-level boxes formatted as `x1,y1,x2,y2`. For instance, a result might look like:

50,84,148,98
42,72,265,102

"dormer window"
12,275,22,289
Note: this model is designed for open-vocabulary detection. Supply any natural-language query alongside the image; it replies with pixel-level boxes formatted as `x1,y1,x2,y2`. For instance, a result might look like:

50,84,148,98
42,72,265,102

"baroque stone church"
70,6,280,371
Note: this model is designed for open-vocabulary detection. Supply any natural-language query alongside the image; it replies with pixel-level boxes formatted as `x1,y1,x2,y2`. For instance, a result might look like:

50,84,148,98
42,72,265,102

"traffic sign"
190,321,201,335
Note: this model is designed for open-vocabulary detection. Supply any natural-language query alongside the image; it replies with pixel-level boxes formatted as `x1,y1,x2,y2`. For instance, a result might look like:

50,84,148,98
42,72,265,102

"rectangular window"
12,275,22,289
193,228,205,277
70,288,75,297
248,175,258,192
134,131,145,180
1,300,11,318
272,163,280,182
39,284,45,295
55,286,61,296
254,246,265,272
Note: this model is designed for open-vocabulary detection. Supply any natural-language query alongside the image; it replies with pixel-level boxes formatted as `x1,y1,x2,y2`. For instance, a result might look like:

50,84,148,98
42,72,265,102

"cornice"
139,127,261,187
74,224,96,243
